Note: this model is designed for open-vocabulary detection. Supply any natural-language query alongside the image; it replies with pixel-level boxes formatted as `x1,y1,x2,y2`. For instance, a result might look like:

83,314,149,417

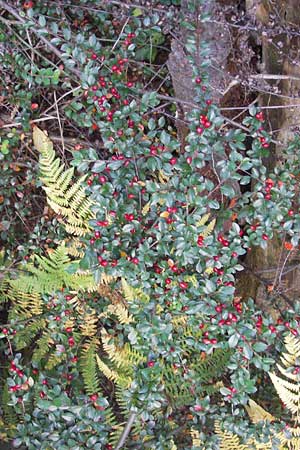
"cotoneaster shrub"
1,1,300,449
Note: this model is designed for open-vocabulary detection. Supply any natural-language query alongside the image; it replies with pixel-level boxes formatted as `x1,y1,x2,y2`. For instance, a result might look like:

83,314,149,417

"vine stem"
114,412,137,450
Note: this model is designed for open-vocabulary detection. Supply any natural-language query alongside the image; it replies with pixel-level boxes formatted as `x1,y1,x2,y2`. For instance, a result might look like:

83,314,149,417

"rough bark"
238,0,300,312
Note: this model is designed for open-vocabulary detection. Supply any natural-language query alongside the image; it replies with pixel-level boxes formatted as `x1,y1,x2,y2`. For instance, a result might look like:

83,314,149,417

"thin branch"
0,0,81,77
250,74,300,82
114,412,137,450
0,116,57,129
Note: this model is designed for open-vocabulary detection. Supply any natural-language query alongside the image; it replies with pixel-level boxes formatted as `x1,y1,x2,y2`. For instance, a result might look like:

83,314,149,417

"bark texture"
238,0,300,313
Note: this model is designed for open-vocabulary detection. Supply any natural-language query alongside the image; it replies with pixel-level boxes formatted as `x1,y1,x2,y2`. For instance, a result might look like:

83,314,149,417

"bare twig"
114,412,137,450
0,0,81,77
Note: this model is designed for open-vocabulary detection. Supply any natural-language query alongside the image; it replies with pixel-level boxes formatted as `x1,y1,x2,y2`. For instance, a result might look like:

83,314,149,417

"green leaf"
253,342,268,352
133,7,143,16
228,334,239,348
92,161,106,173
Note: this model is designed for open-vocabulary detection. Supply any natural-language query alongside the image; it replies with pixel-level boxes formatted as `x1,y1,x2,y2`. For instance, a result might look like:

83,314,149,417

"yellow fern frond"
158,170,169,184
142,202,151,216
199,218,216,239
33,126,95,236
96,354,126,385
215,421,248,450
100,274,116,285
245,399,275,424
171,315,187,327
269,333,300,420
196,213,210,227
269,372,300,417
79,311,98,337
106,304,133,325
190,427,202,447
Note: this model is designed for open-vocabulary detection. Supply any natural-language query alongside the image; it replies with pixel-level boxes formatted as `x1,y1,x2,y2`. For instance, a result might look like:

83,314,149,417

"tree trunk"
238,0,300,314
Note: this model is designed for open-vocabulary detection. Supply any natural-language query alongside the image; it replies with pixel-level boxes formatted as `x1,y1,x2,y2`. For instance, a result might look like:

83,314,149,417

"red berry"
2,328,8,335
147,361,155,368
100,259,108,267
131,257,139,264
179,281,188,290
196,127,203,135
31,103,39,111
68,337,75,347
23,1,33,8
255,112,264,121
288,210,294,216
262,234,268,241
195,77,202,84
170,157,177,165
39,391,46,399
194,405,203,411
90,393,98,402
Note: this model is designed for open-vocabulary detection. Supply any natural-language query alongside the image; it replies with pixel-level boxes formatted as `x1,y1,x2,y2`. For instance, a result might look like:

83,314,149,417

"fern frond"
13,319,46,350
245,399,275,424
79,310,98,337
64,238,86,258
215,421,248,450
33,126,95,236
121,278,150,304
269,372,300,416
191,428,202,448
10,245,95,295
96,354,131,387
45,351,66,370
269,333,300,419
80,337,101,395
96,354,120,383
195,213,210,227
199,218,216,238
106,303,133,325
32,331,54,363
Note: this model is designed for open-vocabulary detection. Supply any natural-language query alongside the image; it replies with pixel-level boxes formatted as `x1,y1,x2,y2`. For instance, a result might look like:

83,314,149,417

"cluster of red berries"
197,235,204,247
217,234,229,247
9,361,24,379
124,32,136,47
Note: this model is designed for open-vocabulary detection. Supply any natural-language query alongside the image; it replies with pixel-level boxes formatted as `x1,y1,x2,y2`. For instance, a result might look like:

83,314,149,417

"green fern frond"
32,331,54,363
45,352,66,370
80,337,101,395
121,278,150,304
13,319,46,350
96,354,131,387
33,126,95,236
1,385,18,437
10,245,95,295
192,348,233,384
163,364,194,407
